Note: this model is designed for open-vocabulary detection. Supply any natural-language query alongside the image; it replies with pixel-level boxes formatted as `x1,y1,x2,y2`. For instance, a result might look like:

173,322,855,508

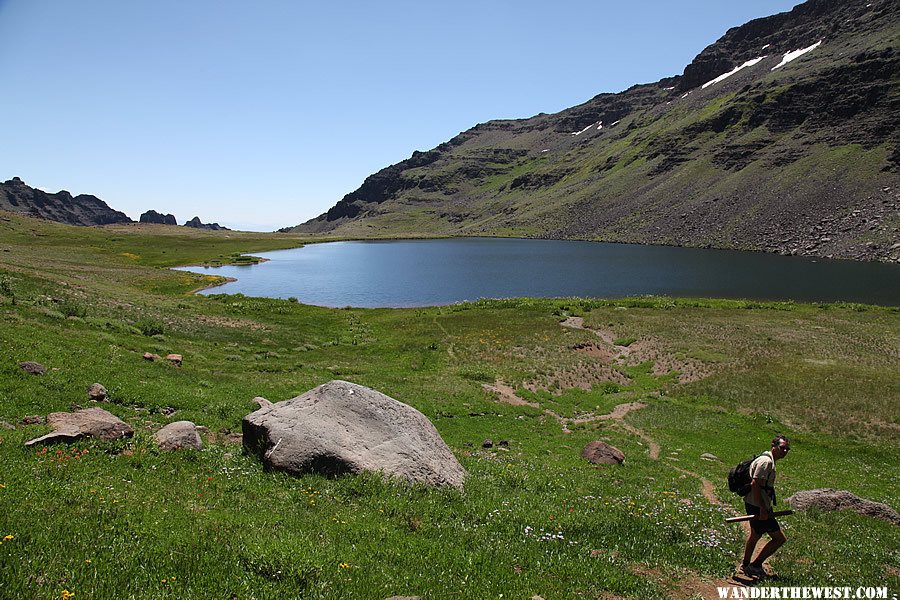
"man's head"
771,435,790,460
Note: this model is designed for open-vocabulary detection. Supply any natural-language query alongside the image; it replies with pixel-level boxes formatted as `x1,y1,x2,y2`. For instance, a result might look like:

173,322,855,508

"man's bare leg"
751,530,786,568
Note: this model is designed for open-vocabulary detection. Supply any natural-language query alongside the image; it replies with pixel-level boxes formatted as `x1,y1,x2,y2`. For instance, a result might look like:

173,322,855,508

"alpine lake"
175,237,900,307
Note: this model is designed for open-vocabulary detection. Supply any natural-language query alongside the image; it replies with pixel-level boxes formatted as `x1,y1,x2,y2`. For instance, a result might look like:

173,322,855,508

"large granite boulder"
787,489,899,525
242,380,465,489
24,408,133,446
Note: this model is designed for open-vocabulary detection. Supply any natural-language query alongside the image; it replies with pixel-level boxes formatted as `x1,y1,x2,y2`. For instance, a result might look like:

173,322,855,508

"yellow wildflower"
2,535,12,541
61,591,75,600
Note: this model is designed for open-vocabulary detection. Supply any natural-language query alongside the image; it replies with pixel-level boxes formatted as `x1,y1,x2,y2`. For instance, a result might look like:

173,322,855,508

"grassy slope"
0,213,898,599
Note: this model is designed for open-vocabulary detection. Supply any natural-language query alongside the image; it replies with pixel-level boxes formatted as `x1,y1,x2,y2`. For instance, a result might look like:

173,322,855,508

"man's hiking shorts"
744,501,781,534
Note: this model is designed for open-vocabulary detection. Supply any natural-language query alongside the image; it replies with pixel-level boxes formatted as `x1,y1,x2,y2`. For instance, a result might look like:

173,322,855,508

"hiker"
740,435,790,578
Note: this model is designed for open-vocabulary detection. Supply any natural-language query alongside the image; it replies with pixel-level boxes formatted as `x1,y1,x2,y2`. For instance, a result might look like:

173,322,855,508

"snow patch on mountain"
772,40,823,70
701,56,767,89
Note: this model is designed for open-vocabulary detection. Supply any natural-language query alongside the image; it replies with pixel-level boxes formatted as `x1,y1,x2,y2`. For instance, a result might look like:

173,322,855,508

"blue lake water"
175,238,900,307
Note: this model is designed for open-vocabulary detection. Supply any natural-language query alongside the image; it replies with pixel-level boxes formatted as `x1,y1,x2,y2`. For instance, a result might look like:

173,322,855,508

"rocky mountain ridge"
1,178,230,231
288,0,899,262
0,177,132,227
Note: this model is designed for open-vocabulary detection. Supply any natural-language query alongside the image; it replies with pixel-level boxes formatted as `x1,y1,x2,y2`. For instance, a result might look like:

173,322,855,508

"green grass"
0,213,898,598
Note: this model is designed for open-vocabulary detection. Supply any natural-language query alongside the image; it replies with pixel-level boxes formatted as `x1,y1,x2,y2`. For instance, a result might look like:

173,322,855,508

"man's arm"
751,477,770,519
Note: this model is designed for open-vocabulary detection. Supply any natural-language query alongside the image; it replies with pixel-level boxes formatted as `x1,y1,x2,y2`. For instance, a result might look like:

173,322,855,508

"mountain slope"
0,177,133,226
287,0,900,262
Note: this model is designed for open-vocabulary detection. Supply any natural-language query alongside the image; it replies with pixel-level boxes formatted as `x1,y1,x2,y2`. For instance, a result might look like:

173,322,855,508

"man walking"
740,435,791,578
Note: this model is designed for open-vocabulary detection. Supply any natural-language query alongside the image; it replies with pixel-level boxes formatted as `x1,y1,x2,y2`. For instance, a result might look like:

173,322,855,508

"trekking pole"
725,510,794,523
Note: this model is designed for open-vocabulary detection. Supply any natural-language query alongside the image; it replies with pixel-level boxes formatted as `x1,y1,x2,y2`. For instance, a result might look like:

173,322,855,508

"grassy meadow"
0,212,898,599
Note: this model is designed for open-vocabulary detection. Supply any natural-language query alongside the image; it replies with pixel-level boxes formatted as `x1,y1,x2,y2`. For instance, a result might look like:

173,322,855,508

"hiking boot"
744,563,767,578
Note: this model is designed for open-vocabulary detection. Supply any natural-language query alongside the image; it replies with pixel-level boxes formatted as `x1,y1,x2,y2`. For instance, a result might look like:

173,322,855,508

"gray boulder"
242,380,465,489
24,407,133,446
581,441,625,465
19,361,46,375
154,421,203,451
87,383,107,401
787,488,899,525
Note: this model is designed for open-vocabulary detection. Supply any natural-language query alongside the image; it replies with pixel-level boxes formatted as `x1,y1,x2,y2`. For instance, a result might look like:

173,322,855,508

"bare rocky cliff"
287,0,899,262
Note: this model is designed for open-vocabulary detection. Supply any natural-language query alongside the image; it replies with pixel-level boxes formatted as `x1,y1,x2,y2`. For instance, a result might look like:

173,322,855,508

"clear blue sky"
0,1,800,231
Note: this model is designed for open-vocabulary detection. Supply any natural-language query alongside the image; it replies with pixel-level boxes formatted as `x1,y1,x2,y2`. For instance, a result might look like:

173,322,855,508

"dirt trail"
481,380,539,408
617,422,661,460
482,378,739,519
671,465,725,506
483,317,733,515
671,465,746,532
432,316,456,359
483,380,654,440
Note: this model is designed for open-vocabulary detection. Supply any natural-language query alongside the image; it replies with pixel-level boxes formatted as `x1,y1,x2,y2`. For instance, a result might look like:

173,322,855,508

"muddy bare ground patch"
193,314,268,331
524,361,632,394
560,317,720,385
572,341,616,362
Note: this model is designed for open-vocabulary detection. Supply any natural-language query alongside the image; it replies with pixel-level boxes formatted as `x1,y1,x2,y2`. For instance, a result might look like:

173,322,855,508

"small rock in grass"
482,439,494,448
498,439,510,447
154,421,203,451
143,352,160,361
700,453,719,461
581,441,625,465
166,354,183,367
18,361,46,375
87,383,107,402
0,421,15,430
21,415,46,426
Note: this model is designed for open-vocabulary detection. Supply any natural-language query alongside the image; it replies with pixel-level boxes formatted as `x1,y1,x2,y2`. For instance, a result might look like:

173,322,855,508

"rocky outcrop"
787,488,900,525
183,216,229,231
242,380,466,489
24,408,133,446
0,178,132,226
139,210,177,225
